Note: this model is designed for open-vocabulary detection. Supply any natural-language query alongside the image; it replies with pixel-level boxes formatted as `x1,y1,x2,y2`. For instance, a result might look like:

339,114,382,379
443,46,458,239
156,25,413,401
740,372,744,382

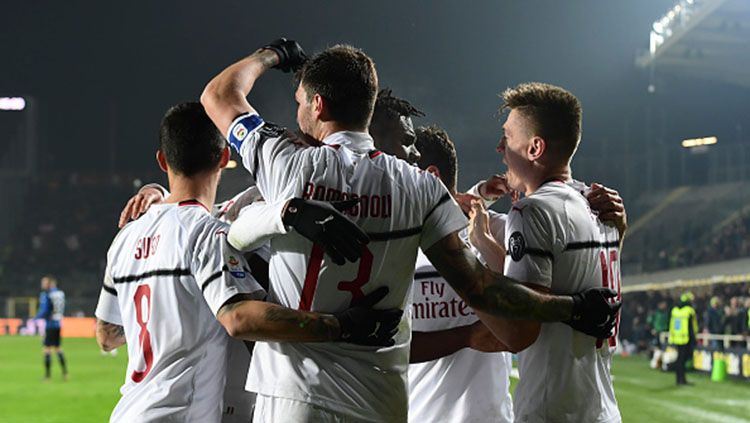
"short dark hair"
501,82,582,160
372,88,425,124
298,45,378,129
158,102,225,176
416,125,458,192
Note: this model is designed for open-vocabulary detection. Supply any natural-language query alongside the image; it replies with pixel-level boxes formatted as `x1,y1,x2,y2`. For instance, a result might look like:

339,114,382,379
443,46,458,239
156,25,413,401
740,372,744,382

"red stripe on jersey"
325,144,341,150
369,150,382,159
298,244,325,311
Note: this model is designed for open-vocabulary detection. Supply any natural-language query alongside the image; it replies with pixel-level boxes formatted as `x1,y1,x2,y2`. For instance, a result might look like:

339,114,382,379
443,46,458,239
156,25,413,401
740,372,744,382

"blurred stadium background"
1,0,749,421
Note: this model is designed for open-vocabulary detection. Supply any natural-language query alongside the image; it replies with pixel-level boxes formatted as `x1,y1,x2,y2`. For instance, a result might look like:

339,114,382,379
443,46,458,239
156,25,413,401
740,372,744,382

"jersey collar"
321,131,375,153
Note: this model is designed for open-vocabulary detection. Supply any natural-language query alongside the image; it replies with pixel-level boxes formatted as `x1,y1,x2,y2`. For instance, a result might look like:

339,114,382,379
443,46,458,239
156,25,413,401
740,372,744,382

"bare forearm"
470,233,505,273
426,234,573,322
96,319,126,351
201,49,278,132
410,327,471,364
218,300,340,343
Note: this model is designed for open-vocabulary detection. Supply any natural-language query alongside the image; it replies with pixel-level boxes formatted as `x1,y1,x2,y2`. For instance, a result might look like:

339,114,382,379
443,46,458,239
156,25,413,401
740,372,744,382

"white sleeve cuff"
467,180,497,208
228,200,289,252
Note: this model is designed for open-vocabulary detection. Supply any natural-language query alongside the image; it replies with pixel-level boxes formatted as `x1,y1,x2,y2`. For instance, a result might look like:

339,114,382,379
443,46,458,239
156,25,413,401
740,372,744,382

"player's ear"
156,150,169,173
425,165,441,180
312,93,325,120
218,146,230,169
528,136,546,161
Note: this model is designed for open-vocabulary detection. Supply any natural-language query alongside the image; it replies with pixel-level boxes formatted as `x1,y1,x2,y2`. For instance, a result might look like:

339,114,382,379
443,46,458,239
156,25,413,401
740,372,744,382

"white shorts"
252,394,357,423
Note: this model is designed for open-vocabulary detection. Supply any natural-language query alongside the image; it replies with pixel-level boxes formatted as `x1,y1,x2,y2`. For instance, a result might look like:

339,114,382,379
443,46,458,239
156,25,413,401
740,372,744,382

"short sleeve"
420,176,468,250
503,201,555,288
226,113,309,203
466,180,498,208
95,259,123,325
192,221,266,316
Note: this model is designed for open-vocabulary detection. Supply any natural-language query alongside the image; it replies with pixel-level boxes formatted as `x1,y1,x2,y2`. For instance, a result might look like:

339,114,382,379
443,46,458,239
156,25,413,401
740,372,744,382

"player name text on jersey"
302,182,392,219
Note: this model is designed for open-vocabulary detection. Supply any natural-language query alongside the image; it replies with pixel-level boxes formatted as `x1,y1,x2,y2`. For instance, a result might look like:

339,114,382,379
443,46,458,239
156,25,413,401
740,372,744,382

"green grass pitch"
1,337,748,422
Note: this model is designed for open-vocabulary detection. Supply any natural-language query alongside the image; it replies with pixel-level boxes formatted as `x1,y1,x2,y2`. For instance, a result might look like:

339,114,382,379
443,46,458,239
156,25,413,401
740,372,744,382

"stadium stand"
622,181,750,274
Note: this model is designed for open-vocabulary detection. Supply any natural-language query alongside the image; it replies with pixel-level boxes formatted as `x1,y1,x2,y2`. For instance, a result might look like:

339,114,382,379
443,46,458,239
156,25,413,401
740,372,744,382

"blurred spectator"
647,301,670,348
703,297,724,349
621,282,749,352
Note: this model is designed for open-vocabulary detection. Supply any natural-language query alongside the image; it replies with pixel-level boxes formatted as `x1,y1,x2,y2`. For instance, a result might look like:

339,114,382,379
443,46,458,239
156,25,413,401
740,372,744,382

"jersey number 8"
131,284,154,383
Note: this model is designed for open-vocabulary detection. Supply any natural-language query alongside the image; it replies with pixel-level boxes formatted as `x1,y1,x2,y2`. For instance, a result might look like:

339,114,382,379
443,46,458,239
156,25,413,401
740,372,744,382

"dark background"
3,0,748,194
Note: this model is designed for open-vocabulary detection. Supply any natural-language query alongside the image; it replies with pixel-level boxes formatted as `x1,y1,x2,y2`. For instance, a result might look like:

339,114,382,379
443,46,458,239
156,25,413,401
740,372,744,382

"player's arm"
201,38,305,137
410,321,509,364
95,319,126,352
34,292,50,319
465,200,541,351
200,49,274,135
216,288,401,346
216,294,339,342
425,233,570,321
425,232,618,339
118,183,167,228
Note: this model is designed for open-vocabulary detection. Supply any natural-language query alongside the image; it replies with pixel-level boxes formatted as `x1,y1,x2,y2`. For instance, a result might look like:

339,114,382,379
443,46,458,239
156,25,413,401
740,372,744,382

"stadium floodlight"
0,97,26,111
681,136,718,148
226,159,238,169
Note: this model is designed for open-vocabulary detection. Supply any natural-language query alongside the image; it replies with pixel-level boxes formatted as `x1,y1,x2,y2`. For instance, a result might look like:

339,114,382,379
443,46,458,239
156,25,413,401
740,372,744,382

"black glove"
334,287,403,347
262,38,307,73
564,288,621,338
282,198,369,265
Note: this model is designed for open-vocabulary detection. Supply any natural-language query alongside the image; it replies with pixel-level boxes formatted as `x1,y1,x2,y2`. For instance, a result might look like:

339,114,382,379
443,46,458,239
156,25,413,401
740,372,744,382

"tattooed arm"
216,294,340,343
425,231,573,322
96,319,126,352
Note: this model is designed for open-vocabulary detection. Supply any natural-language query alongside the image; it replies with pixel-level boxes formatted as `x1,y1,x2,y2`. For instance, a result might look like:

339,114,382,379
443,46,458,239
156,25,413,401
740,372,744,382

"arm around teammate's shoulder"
424,231,573,323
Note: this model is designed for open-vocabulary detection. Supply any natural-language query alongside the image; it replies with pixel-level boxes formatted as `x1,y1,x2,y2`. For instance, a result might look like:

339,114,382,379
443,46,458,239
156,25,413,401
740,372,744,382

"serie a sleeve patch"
226,113,264,152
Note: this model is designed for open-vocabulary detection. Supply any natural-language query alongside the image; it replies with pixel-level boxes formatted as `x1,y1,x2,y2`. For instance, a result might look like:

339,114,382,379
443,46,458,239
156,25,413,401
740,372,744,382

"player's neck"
314,121,367,141
525,165,571,195
164,171,218,211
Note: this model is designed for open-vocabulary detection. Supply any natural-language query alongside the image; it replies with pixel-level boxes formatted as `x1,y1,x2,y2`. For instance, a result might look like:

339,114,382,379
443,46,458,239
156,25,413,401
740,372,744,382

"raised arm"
201,39,305,134
200,49,273,133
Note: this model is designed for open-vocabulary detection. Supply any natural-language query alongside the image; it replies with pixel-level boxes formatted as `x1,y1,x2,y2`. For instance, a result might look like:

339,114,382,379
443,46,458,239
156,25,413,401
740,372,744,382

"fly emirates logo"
412,279,475,320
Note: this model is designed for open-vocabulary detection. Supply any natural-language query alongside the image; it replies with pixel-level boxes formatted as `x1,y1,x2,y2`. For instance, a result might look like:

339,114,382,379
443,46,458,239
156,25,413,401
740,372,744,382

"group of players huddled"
95,38,626,422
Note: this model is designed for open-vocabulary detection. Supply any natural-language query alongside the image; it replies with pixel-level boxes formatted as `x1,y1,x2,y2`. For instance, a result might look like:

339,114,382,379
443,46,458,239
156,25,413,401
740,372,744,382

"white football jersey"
409,224,514,423
504,180,621,423
227,114,468,421
95,201,264,423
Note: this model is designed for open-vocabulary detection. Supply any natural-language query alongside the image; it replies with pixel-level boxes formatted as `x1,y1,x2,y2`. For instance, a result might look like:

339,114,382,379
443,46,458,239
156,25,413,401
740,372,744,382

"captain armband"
226,113,264,153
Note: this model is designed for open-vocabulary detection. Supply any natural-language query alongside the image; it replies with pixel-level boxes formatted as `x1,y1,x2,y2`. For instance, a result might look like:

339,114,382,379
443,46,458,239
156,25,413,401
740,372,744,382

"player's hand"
565,288,621,339
587,183,627,238
454,192,480,215
334,286,403,347
468,320,508,353
468,199,491,247
479,174,520,203
282,198,369,265
118,187,165,228
262,38,307,73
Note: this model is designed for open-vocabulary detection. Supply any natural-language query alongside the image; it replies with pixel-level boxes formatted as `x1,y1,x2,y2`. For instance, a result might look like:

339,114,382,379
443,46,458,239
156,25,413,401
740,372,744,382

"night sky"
2,0,749,196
